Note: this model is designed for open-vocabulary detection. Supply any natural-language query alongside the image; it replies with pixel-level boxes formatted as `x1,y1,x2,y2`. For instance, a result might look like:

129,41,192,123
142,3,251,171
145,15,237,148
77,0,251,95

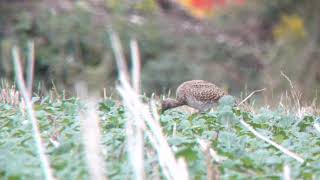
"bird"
161,80,227,113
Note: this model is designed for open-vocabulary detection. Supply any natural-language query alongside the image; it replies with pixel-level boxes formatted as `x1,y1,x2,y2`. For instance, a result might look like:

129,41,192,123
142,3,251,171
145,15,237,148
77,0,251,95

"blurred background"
0,0,319,106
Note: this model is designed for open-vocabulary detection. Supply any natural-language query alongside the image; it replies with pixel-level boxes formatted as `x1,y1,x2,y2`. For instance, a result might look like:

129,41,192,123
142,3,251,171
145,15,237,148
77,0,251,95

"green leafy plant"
1,95,319,179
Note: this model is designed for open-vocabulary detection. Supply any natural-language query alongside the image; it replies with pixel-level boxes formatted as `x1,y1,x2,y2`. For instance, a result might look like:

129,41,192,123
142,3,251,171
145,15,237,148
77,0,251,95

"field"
0,91,319,179
0,28,320,180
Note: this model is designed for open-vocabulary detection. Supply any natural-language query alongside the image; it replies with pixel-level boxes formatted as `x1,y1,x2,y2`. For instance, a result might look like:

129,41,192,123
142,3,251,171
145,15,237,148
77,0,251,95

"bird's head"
160,98,179,113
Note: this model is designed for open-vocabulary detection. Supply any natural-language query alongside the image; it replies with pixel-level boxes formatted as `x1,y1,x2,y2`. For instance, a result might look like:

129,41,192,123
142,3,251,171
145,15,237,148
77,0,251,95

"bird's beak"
158,108,164,114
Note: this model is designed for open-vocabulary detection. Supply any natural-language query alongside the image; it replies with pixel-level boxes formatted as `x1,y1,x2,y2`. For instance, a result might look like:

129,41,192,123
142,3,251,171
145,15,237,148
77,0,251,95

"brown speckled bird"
161,80,227,113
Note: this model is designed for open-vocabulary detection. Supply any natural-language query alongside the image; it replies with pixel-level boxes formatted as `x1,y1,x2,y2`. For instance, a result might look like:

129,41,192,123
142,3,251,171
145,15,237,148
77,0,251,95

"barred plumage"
161,80,227,113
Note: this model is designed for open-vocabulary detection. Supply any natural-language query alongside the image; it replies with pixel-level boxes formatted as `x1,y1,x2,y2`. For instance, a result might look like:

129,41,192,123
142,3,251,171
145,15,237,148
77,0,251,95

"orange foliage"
177,0,245,19
190,0,215,10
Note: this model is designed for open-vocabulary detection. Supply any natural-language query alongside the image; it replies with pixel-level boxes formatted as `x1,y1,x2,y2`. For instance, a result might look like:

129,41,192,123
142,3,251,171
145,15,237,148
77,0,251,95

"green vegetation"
1,95,319,179
1,1,320,179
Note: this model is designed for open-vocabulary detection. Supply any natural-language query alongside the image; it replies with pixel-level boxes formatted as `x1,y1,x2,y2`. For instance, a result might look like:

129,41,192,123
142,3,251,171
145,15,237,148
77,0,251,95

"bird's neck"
169,99,184,108
163,98,185,111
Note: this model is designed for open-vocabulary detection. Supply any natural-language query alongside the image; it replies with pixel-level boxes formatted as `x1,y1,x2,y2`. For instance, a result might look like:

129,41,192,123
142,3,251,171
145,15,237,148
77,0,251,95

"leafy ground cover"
0,96,319,179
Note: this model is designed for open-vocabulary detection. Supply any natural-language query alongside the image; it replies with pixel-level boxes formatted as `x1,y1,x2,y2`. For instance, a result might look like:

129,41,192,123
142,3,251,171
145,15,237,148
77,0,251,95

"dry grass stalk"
81,102,107,180
237,88,266,106
75,81,107,180
283,164,291,180
110,31,145,180
198,139,220,180
103,88,107,100
239,118,304,163
198,139,224,163
130,39,141,94
128,39,145,180
27,41,35,97
12,46,55,180
0,86,20,106
125,114,145,180
109,30,130,83
81,105,107,180
314,118,320,134
110,32,188,180
280,71,304,117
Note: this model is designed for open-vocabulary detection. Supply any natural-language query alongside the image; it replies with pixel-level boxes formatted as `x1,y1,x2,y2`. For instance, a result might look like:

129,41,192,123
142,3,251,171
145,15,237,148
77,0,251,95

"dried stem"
75,81,107,180
110,32,145,180
12,46,55,180
239,118,304,163
103,88,107,100
116,81,188,180
280,71,303,117
110,32,188,180
130,38,145,180
27,41,35,97
283,164,291,180
81,105,107,180
280,71,294,89
198,139,220,180
198,139,224,163
130,39,141,94
237,88,266,106
109,30,130,83
314,118,320,134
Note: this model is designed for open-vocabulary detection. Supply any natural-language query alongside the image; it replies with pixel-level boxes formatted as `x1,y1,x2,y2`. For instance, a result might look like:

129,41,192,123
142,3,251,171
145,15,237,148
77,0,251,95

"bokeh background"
1,0,319,105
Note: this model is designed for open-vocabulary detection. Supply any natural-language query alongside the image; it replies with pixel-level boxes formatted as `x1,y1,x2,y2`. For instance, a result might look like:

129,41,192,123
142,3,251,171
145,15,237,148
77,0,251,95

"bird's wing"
176,80,226,102
188,85,224,102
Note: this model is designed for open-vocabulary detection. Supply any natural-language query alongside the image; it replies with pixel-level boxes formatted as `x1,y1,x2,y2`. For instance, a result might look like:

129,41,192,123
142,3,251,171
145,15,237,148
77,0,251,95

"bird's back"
176,80,226,103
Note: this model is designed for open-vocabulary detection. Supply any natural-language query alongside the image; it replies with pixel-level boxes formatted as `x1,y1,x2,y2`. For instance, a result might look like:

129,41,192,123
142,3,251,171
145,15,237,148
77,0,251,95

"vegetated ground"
1,1,320,105
0,94,319,179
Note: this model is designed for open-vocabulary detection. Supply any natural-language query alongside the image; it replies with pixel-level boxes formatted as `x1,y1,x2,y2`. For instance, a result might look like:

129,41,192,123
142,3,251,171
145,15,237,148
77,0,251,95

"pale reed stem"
12,46,55,180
